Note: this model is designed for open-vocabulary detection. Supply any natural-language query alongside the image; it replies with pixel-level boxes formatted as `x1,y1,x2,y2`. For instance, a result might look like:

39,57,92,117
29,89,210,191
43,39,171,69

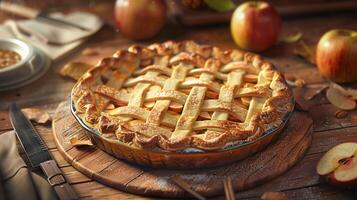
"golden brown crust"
71,41,293,152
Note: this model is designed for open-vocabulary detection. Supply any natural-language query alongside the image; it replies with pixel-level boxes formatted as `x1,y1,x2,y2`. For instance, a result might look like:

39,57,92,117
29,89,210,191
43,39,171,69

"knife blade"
9,103,78,200
9,103,52,168
0,2,90,31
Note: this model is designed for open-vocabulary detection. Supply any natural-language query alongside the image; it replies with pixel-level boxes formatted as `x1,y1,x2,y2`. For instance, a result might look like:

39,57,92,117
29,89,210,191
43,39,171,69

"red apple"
316,29,357,83
317,142,357,187
115,0,167,40
230,1,281,52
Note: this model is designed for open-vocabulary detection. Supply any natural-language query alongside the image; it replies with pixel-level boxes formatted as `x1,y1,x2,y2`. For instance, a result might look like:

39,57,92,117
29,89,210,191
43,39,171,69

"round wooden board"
53,101,313,198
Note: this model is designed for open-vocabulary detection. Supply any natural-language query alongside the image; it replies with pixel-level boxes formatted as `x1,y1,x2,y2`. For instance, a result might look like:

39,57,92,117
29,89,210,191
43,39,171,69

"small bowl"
0,38,41,87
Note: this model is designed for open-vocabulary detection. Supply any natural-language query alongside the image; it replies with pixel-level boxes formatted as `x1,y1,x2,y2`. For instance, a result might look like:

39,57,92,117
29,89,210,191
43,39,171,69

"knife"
0,2,90,31
9,103,78,200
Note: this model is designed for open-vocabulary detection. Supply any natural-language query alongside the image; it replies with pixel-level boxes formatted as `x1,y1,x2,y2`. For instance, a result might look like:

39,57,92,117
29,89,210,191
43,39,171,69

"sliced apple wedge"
346,88,357,100
326,86,356,110
331,82,357,100
317,142,357,187
169,102,183,113
334,156,357,182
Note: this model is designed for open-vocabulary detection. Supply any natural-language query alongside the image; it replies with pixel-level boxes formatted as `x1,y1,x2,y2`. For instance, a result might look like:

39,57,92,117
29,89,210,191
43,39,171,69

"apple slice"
241,97,251,107
317,143,357,175
317,142,357,187
326,86,356,110
330,82,357,100
105,103,115,110
334,156,357,183
199,112,211,120
169,102,183,113
243,74,258,83
144,101,155,109
346,88,357,100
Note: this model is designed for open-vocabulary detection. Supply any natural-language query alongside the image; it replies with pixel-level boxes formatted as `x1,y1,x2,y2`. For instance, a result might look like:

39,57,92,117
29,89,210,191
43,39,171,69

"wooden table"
1,1,357,199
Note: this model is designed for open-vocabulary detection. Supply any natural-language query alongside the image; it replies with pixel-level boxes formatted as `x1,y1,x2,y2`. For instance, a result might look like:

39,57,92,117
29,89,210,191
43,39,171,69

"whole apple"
231,1,281,52
115,0,167,40
316,29,357,83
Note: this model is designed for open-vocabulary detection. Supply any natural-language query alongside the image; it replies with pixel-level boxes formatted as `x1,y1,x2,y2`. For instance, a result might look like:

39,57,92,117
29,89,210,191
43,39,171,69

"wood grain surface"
53,100,312,198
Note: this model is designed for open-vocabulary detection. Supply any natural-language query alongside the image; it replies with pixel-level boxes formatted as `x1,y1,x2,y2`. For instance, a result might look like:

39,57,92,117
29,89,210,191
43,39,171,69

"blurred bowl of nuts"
0,38,50,91
0,49,21,69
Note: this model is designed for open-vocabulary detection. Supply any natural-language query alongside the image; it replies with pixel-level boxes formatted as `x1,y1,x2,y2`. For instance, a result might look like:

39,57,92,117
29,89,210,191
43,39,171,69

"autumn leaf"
70,137,93,147
22,108,51,125
303,83,329,101
293,40,316,64
59,62,92,81
279,32,303,43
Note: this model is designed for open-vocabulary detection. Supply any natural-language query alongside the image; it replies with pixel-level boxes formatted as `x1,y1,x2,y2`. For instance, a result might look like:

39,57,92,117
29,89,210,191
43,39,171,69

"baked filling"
0,49,21,68
71,41,293,151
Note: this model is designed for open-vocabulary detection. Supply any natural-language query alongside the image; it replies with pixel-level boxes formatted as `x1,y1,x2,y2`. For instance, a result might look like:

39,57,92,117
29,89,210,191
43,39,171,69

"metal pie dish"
0,38,50,89
70,97,294,169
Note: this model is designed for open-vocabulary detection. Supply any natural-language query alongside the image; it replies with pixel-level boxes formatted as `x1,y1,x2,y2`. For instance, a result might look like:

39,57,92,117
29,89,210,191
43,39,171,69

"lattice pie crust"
72,41,293,151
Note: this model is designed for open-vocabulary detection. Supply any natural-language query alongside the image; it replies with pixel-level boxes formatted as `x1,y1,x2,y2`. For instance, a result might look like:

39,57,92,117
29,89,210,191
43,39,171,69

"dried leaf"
81,48,99,56
326,86,356,110
293,87,315,111
303,83,329,100
293,41,316,64
261,191,289,200
59,62,92,81
70,137,93,147
280,32,302,43
22,108,51,125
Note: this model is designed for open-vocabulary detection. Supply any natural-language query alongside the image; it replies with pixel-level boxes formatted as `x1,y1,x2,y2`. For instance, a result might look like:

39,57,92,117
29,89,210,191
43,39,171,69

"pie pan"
70,41,295,169
71,97,294,169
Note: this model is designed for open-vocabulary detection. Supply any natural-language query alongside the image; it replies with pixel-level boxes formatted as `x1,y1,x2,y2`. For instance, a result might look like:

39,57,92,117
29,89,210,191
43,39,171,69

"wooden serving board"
53,101,313,198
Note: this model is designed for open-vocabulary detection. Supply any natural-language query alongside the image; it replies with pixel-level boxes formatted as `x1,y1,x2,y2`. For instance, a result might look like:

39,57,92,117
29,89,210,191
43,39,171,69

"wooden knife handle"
40,160,78,200
0,2,39,18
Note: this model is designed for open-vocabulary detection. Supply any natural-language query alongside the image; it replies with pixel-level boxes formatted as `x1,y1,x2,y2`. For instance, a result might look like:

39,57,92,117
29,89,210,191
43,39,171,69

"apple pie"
71,41,293,152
